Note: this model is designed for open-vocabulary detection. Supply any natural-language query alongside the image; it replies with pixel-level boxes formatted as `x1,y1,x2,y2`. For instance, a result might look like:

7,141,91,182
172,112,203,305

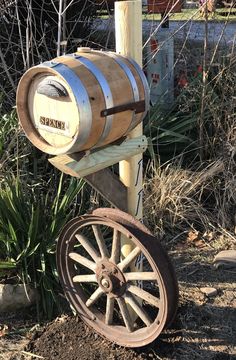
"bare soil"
1,233,236,360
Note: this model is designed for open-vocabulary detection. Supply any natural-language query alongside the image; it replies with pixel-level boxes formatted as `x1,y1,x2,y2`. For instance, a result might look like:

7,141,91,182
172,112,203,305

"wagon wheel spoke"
86,287,104,307
118,246,141,271
116,297,133,332
75,234,100,262
124,293,152,327
125,272,156,281
69,252,97,272
110,228,121,264
92,225,109,258
127,284,160,308
73,274,97,283
105,296,115,325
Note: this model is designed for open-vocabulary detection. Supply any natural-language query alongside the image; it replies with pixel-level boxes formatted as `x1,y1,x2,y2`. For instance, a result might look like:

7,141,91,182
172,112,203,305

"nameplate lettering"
39,116,66,131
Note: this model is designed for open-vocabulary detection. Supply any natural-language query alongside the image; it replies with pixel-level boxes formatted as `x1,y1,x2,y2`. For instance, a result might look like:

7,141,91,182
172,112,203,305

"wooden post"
115,0,143,322
115,0,143,258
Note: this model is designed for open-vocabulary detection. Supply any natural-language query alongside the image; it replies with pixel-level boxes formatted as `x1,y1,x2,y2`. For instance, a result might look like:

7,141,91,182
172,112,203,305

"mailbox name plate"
36,116,72,138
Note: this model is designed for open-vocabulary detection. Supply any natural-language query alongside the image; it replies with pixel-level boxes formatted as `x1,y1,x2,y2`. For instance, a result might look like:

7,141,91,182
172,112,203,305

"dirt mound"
26,316,157,360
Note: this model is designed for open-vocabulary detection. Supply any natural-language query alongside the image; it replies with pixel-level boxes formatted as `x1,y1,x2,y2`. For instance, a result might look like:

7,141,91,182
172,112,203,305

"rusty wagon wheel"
56,211,178,347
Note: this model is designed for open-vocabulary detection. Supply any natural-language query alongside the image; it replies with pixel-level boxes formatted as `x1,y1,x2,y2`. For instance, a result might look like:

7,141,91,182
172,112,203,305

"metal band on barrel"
92,50,150,123
70,54,114,147
41,61,92,152
108,53,139,101
108,52,141,133
126,57,150,120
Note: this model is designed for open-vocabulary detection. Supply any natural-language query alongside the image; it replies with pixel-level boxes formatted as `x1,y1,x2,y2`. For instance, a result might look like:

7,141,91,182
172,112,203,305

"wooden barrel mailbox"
16,48,150,155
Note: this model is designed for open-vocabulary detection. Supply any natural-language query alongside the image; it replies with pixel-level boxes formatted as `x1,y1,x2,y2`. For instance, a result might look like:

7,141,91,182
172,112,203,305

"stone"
213,250,236,269
200,287,218,297
0,284,37,313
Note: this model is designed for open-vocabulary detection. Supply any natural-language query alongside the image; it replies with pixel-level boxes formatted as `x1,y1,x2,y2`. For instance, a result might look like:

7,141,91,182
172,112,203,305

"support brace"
49,135,147,211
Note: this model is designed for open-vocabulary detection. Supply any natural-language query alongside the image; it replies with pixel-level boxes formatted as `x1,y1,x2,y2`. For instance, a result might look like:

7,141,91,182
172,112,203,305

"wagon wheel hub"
96,260,126,297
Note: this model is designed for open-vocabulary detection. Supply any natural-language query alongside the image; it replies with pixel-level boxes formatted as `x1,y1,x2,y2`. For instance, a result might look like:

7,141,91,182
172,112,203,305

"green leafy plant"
144,94,199,162
0,174,85,319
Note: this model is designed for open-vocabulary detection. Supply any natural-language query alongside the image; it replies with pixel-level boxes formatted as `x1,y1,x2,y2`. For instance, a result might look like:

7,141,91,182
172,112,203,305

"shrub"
0,174,86,319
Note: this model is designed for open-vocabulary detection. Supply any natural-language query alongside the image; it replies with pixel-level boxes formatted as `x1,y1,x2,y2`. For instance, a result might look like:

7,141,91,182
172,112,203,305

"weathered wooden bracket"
85,169,128,212
49,135,148,210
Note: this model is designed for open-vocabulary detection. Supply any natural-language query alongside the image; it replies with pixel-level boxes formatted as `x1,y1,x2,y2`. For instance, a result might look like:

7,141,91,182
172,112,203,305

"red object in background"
194,65,203,77
148,0,183,13
150,38,159,52
177,71,188,88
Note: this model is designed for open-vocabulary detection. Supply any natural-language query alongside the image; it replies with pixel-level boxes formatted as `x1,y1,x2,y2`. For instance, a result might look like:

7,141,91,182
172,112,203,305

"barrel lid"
27,73,79,148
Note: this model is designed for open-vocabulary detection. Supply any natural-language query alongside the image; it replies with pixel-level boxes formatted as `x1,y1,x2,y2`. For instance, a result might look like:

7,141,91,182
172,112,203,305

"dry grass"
144,159,225,232
144,44,236,240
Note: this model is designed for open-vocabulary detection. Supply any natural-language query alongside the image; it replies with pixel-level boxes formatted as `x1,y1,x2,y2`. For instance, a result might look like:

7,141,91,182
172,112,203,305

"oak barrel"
16,48,149,155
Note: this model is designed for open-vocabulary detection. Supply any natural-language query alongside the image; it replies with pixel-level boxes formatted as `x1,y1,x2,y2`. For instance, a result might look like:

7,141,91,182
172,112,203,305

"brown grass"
144,159,225,233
